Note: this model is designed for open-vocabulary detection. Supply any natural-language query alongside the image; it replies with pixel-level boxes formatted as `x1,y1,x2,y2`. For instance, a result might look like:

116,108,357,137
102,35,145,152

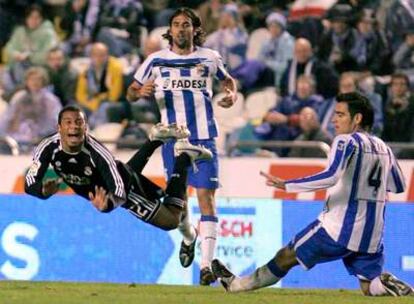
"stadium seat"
246,28,270,60
244,87,278,123
149,26,170,49
89,123,125,152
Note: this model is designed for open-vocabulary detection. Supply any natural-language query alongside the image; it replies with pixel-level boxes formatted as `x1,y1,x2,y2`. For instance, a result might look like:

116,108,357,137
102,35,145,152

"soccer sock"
126,140,163,173
200,215,218,269
178,207,196,245
369,276,388,296
165,153,191,200
230,261,286,292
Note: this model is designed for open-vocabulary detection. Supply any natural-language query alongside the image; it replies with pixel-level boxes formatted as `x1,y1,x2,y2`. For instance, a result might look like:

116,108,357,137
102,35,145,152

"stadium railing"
227,140,332,157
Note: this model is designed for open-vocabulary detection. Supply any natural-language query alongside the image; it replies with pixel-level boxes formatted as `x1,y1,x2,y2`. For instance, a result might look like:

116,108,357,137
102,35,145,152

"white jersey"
285,132,406,253
134,47,230,140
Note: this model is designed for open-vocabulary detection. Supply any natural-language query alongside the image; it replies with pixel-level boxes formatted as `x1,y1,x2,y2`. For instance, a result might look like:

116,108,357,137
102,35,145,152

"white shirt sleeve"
285,135,356,193
133,54,156,85
211,49,230,80
386,147,406,193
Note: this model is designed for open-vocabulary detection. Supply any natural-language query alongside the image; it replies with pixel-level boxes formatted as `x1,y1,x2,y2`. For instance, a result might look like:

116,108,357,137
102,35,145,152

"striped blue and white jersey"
133,47,230,140
285,132,406,253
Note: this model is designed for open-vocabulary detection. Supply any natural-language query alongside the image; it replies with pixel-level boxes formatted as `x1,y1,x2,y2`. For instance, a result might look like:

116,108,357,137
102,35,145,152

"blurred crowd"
0,0,413,158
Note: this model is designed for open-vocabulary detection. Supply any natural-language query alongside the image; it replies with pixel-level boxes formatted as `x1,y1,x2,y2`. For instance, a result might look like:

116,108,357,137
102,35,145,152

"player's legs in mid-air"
123,123,212,230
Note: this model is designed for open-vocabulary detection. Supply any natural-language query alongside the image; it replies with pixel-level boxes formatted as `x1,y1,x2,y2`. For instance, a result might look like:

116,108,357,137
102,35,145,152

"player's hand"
89,186,109,211
265,112,288,124
260,171,286,190
42,178,63,196
140,80,156,98
218,87,236,108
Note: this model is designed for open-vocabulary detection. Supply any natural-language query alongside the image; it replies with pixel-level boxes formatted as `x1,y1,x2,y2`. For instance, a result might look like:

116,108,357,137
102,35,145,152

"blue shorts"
289,220,384,281
162,139,219,189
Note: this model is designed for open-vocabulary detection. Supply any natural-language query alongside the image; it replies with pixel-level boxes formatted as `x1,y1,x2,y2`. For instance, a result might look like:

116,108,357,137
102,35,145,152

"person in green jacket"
4,4,58,87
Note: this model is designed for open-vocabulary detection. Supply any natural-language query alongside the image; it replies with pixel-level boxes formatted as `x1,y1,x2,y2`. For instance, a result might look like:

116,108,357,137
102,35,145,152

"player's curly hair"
162,7,206,47
336,92,374,131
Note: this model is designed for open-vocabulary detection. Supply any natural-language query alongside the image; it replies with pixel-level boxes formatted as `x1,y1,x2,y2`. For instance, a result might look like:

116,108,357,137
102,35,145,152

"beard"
174,35,191,49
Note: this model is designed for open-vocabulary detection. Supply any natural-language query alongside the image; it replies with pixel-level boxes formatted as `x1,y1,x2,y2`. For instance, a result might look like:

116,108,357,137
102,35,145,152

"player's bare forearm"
126,83,141,102
127,80,155,102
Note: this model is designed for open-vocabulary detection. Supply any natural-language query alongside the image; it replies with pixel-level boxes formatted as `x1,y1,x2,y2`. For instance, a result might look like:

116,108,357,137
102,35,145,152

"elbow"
24,182,30,195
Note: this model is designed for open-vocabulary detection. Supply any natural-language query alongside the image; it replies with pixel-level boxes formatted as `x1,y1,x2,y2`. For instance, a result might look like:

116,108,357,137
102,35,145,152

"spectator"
0,67,61,150
60,0,100,56
392,29,414,85
44,47,78,106
4,5,58,88
257,12,294,88
318,4,366,73
96,0,144,57
204,3,248,72
108,36,162,124
197,0,222,35
288,107,333,158
321,72,383,136
75,42,123,128
0,0,33,62
280,38,339,98
255,75,326,156
385,0,414,52
357,8,392,75
382,73,414,157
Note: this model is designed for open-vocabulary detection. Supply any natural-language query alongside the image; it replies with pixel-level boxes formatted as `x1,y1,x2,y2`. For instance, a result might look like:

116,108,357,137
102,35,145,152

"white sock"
369,276,388,296
230,265,280,292
199,216,218,269
178,209,196,245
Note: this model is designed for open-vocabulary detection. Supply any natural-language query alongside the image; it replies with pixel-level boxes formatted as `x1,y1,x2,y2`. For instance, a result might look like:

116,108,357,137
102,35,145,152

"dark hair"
391,73,410,86
162,7,206,46
58,105,86,124
25,4,44,20
336,92,374,130
48,46,65,54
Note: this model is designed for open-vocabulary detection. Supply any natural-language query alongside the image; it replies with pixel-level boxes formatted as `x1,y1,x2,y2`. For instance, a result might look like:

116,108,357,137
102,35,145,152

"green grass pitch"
0,281,411,304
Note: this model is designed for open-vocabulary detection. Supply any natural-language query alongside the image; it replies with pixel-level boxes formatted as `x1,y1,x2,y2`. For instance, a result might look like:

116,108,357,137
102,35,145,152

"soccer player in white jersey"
212,92,414,296
126,7,238,285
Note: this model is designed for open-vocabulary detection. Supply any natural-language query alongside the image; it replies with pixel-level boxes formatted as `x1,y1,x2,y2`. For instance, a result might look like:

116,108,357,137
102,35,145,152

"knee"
159,219,179,231
197,189,216,215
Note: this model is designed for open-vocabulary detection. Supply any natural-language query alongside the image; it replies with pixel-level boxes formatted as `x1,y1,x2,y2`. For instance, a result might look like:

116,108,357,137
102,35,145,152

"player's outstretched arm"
126,80,155,101
25,141,55,199
260,171,286,190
